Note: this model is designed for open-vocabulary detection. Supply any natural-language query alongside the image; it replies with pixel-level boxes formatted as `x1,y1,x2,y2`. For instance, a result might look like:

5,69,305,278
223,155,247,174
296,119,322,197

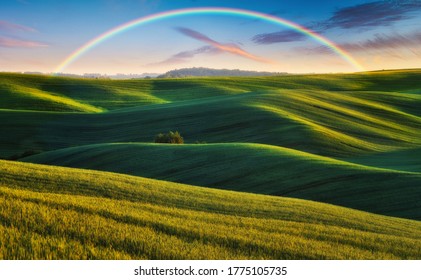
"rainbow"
54,7,365,73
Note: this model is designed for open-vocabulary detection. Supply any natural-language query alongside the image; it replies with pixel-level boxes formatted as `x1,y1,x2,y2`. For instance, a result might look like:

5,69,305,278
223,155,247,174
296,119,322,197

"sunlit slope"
248,89,421,155
0,73,167,111
23,143,421,220
1,159,421,260
0,81,103,113
1,85,421,158
2,69,421,112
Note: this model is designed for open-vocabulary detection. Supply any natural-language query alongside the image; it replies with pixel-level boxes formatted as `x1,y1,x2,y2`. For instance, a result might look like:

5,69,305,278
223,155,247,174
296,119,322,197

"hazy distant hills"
15,67,286,79
158,67,286,78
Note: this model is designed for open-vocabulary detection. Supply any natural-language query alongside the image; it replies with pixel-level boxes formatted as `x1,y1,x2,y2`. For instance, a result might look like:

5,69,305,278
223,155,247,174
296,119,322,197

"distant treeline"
158,67,287,78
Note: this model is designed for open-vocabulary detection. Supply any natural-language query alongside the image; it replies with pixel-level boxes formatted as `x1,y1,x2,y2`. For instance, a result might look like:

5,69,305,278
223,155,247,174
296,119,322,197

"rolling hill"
1,69,421,259
22,143,421,220
1,160,421,259
1,71,421,159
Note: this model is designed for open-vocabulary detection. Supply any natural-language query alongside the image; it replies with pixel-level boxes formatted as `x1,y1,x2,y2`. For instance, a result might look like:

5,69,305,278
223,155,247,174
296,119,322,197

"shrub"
154,131,184,144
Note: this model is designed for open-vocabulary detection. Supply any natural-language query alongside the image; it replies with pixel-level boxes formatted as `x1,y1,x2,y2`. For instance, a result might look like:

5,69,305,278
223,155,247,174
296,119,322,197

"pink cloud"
149,46,221,66
177,27,276,64
0,36,48,48
0,20,37,32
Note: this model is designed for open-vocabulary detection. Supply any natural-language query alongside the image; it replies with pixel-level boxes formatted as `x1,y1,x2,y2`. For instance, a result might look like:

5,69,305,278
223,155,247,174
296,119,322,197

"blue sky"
1,0,421,74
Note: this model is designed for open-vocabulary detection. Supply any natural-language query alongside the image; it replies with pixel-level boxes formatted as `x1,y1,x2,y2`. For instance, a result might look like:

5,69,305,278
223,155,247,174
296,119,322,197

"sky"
1,0,421,74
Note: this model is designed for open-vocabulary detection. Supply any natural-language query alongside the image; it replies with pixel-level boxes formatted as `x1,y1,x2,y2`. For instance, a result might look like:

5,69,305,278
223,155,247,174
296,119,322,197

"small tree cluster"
154,131,184,144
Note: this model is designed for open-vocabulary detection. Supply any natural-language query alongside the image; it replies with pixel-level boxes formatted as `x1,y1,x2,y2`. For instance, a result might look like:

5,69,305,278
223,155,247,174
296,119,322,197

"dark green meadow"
1,69,421,259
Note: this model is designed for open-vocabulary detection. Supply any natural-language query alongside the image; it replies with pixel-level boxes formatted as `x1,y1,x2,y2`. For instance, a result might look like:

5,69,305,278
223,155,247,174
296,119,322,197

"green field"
1,69,421,259
22,143,421,220
1,160,421,259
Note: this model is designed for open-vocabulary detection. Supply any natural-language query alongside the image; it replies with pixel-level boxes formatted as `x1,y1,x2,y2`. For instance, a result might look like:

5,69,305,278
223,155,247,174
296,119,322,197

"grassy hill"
0,73,166,112
23,143,421,220
1,70,421,259
2,69,421,111
1,71,421,158
1,160,421,260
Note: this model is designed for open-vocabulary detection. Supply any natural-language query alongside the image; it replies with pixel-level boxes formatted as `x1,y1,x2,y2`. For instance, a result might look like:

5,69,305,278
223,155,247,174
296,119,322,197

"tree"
154,131,184,144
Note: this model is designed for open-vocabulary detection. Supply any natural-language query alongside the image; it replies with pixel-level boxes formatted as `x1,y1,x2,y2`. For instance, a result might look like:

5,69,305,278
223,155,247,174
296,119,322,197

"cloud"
0,21,44,49
0,36,48,48
0,20,37,32
171,46,219,59
149,46,221,66
176,27,275,64
252,1,421,45
321,0,421,30
299,31,421,55
252,30,307,44
177,27,215,44
343,32,421,52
